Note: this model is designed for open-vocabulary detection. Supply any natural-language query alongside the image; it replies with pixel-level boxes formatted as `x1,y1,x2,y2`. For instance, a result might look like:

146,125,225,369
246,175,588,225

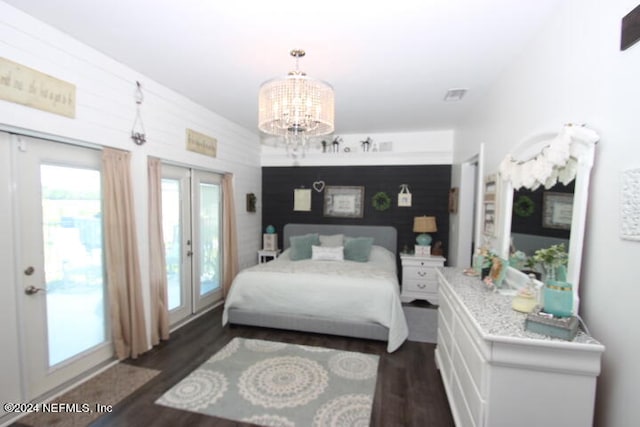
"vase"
543,280,573,317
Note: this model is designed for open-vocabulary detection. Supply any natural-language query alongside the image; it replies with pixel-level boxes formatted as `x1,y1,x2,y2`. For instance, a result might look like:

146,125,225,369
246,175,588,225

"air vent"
444,88,468,102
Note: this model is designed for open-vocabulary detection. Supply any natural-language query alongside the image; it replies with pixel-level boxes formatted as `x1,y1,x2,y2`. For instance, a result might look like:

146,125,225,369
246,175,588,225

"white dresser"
400,254,446,304
435,267,604,427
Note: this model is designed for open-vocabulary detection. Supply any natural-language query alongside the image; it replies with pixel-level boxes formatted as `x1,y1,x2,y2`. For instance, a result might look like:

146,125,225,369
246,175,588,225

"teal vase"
543,280,573,317
265,225,276,234
416,233,432,246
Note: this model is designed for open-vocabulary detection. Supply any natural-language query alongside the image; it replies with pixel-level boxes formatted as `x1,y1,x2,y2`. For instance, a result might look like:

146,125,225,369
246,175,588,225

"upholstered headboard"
283,223,397,254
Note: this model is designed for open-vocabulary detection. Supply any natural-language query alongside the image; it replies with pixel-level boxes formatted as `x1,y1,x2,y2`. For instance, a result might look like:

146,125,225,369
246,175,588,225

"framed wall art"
621,168,640,240
323,186,365,218
542,192,574,230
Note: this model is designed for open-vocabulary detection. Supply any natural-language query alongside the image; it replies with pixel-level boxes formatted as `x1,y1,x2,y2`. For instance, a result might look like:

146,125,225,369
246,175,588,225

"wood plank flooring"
21,306,454,426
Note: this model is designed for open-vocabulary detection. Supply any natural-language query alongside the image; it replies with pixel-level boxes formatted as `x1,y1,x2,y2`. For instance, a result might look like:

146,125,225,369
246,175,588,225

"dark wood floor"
36,306,454,426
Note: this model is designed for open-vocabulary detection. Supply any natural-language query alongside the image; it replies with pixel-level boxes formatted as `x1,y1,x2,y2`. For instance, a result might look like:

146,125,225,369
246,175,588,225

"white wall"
453,1,640,425
0,1,261,411
261,130,454,166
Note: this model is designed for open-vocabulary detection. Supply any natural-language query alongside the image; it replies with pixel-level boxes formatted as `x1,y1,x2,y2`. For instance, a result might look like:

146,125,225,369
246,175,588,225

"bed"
223,223,409,352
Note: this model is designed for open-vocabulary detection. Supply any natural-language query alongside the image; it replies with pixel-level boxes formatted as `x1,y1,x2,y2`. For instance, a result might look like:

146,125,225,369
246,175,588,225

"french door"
162,164,223,325
14,134,112,399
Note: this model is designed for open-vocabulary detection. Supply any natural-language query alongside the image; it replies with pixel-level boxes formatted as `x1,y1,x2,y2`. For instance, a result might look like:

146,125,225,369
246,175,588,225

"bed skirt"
227,308,389,342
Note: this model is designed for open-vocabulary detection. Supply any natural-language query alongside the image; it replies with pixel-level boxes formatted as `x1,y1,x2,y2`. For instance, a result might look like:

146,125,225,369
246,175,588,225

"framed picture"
483,174,498,236
324,186,364,218
449,187,459,213
543,192,574,230
621,168,640,240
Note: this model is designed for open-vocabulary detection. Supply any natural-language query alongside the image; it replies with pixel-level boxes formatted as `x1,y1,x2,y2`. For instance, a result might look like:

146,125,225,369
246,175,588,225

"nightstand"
258,249,281,264
400,254,446,304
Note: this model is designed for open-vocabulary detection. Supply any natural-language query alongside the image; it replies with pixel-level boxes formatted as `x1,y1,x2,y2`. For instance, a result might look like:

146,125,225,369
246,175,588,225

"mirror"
496,125,598,314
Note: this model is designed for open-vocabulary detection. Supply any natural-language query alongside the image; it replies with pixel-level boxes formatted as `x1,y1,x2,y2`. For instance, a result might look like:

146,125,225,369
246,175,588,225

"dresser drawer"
452,345,485,426
403,278,437,294
403,266,437,281
454,315,488,395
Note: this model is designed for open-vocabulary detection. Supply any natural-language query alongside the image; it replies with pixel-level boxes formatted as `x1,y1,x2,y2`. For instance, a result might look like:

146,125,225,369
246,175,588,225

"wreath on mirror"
513,195,535,217
372,191,391,211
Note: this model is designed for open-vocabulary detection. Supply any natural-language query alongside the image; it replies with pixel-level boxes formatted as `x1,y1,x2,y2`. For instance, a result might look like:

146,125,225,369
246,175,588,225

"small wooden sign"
0,57,76,118
186,128,217,157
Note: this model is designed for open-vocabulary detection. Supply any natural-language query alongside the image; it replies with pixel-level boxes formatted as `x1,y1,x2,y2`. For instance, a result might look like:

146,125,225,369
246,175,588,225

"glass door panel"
162,178,182,311
199,182,220,296
40,165,106,367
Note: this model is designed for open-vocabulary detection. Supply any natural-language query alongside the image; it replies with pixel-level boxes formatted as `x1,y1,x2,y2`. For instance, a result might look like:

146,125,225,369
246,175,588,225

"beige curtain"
222,173,239,298
148,157,170,345
103,148,149,360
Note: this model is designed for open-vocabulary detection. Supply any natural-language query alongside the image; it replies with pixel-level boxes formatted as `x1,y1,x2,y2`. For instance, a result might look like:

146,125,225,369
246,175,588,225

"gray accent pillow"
344,237,374,262
319,234,344,247
289,233,320,260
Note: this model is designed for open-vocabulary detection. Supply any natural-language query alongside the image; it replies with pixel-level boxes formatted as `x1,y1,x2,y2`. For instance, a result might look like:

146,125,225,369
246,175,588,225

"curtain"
222,173,239,298
103,148,149,360
148,157,170,345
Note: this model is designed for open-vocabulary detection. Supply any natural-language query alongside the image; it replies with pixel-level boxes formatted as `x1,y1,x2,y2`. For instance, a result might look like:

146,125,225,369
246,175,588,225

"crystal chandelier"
258,49,335,155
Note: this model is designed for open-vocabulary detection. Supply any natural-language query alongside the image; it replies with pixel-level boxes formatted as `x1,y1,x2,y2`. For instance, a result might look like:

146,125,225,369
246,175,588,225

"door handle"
25,285,45,295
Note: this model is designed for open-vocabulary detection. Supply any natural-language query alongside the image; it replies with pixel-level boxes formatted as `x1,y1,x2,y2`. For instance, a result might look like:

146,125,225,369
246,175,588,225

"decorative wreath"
372,191,391,211
513,195,535,217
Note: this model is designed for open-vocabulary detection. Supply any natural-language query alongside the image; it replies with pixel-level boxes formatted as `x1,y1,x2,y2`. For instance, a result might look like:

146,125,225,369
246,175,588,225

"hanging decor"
499,124,599,190
131,81,146,145
513,195,535,217
258,49,335,156
372,191,392,211
398,184,412,207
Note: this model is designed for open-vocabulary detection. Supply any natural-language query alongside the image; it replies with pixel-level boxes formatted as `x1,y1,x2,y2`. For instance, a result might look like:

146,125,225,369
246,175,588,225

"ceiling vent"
444,88,468,102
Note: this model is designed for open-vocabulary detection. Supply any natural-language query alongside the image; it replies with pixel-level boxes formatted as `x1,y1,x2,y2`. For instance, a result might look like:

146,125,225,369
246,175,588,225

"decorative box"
524,307,579,341
414,245,431,256
263,233,278,250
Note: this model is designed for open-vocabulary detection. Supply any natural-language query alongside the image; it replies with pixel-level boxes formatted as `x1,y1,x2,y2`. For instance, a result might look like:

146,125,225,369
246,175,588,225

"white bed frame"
227,223,398,342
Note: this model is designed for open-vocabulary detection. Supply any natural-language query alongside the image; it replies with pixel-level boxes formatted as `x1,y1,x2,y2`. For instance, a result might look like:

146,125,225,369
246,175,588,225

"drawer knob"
418,271,427,277
417,283,426,289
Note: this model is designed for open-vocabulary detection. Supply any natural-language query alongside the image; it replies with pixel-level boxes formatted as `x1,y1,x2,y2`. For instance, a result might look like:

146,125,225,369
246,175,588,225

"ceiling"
5,0,564,135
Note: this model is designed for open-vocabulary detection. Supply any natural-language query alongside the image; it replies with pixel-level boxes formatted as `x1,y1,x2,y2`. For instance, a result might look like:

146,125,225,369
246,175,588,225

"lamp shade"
413,216,437,233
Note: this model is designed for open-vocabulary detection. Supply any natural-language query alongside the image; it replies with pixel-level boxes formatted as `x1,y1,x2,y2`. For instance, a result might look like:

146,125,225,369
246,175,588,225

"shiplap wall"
0,2,261,408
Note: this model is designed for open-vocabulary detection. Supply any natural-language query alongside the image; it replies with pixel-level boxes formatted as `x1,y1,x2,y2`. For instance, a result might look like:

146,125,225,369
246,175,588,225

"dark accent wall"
262,165,451,261
511,181,574,239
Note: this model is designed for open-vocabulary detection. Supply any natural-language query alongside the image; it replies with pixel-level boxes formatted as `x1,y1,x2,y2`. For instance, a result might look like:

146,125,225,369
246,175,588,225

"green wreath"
372,191,391,211
513,195,535,217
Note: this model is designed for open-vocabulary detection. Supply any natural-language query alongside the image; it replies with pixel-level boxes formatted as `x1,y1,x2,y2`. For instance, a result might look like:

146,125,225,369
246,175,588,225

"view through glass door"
14,134,112,399
162,165,223,325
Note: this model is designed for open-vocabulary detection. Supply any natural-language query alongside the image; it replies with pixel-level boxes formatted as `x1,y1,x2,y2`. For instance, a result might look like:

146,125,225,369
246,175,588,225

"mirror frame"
497,128,597,315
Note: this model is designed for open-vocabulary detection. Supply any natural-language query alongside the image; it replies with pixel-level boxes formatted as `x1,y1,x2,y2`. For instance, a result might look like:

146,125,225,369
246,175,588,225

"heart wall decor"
313,181,325,192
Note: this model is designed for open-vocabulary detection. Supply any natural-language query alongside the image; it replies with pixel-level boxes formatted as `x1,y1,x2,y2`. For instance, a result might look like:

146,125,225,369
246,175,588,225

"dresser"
400,254,446,304
435,267,604,427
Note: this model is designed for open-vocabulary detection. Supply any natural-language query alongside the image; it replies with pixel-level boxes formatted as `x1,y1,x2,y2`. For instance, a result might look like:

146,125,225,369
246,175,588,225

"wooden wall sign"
186,128,217,157
621,4,640,50
0,57,76,118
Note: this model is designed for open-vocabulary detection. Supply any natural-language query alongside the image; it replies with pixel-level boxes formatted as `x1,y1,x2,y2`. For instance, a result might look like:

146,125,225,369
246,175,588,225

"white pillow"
319,234,344,247
311,245,344,261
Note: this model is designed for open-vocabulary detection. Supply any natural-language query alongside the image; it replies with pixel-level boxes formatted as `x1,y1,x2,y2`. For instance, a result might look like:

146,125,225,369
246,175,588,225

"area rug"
403,305,438,343
156,337,379,426
19,363,160,427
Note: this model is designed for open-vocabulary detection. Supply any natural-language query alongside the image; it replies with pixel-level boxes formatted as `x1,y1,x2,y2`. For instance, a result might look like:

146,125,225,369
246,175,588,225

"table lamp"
413,216,437,246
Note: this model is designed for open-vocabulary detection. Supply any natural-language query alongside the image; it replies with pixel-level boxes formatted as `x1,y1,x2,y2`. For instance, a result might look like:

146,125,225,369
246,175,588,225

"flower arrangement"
532,243,568,282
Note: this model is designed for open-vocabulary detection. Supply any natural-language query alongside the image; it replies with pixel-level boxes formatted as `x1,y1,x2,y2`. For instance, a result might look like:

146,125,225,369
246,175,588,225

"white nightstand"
258,249,281,264
400,253,446,304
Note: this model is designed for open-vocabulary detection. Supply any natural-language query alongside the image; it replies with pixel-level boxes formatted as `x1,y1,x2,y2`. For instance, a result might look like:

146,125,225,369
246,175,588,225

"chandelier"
258,49,335,154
